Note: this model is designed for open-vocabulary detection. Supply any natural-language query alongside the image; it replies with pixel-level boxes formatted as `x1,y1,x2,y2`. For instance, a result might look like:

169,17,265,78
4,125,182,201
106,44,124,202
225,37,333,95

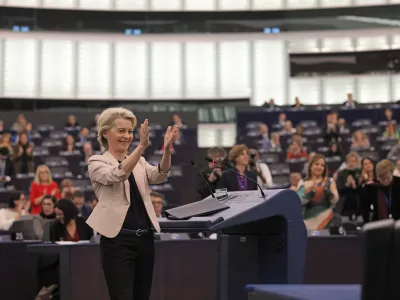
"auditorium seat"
386,220,400,300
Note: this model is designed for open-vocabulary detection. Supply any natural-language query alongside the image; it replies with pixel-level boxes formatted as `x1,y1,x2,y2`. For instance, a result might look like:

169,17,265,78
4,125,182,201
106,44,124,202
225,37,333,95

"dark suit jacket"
361,176,400,223
217,170,258,192
50,217,93,242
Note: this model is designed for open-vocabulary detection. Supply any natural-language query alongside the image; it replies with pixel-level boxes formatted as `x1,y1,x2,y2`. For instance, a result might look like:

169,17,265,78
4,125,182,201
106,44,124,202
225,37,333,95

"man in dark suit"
0,146,15,188
217,144,258,192
71,190,92,219
343,93,358,108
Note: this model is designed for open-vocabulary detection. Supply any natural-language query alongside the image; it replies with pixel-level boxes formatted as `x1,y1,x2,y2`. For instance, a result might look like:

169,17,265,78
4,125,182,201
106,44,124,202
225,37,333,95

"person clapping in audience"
297,154,339,230
0,192,27,231
383,122,400,139
351,130,370,149
358,158,377,223
362,160,400,222
197,147,227,200
336,152,361,218
0,146,15,188
13,131,34,174
286,141,307,160
50,199,93,242
170,113,187,129
249,148,273,189
289,172,302,192
30,165,61,215
217,144,258,192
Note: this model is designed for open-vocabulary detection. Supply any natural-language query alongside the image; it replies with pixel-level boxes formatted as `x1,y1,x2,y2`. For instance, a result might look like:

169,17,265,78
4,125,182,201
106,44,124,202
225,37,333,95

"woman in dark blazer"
217,144,258,192
362,159,400,223
50,199,93,242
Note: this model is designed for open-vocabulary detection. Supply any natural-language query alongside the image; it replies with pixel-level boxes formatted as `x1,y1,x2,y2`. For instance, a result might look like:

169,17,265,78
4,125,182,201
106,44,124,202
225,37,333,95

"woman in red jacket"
30,165,61,214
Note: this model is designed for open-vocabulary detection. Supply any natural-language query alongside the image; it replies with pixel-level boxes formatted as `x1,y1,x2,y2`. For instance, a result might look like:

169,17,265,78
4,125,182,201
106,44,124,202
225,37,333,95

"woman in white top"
0,192,26,231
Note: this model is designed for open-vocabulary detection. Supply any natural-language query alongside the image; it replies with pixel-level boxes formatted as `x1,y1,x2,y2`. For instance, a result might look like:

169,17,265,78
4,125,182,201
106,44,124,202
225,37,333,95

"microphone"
190,160,216,199
205,156,266,198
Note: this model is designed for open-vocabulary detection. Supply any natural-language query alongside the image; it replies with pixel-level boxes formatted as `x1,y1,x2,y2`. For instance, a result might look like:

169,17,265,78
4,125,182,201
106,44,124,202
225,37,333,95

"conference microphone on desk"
204,156,266,198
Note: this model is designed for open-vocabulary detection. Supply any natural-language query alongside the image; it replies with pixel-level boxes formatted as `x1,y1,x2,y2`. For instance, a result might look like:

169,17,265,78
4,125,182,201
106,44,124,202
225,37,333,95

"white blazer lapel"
103,151,130,203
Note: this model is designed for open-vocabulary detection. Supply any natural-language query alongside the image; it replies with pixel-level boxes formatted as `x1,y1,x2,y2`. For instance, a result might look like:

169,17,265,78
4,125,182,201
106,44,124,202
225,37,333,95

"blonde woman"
297,154,339,230
87,107,178,300
351,130,370,149
29,165,61,215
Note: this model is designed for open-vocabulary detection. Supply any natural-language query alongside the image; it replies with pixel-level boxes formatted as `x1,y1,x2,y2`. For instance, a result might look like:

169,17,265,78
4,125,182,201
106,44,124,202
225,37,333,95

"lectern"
160,189,307,300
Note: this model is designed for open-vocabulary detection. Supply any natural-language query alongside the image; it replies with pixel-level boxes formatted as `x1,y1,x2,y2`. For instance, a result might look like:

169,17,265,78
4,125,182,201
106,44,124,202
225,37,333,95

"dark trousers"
100,230,155,300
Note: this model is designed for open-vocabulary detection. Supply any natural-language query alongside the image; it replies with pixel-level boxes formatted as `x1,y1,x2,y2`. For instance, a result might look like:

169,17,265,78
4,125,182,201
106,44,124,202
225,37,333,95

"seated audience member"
295,124,304,137
0,146,15,187
217,144,258,192
292,97,302,109
50,199,93,242
65,114,80,128
78,127,89,144
258,124,271,150
40,195,56,220
324,113,340,143
387,140,400,159
394,160,400,177
336,152,361,218
64,135,76,153
383,108,395,125
358,158,377,223
338,118,349,134
30,165,61,215
278,112,287,127
383,122,400,139
327,142,343,158
270,132,281,150
297,154,339,230
0,192,26,231
151,191,165,218
249,148,273,189
287,141,308,160
0,133,14,155
281,121,296,135
88,195,98,210
289,133,306,148
60,178,75,200
81,142,93,163
343,93,357,108
0,119,4,135
11,114,28,132
362,159,400,222
170,113,187,129
13,131,34,174
262,98,278,109
289,172,302,191
71,191,92,219
351,130,370,149
197,147,227,200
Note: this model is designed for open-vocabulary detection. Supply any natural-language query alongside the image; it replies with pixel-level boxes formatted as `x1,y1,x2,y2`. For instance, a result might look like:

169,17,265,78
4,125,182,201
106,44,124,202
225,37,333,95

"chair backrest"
387,220,400,300
361,219,395,300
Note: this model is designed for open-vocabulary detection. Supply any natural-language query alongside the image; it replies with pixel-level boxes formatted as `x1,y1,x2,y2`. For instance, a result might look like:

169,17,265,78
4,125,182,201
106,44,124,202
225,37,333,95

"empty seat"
300,120,317,128
259,153,282,164
270,175,290,189
49,167,72,179
44,156,69,167
49,130,67,140
268,163,290,176
352,119,372,129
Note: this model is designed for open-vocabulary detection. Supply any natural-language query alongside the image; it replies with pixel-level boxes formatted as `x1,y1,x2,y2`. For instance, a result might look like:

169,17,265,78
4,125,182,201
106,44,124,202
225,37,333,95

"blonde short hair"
97,107,137,150
34,165,53,184
376,159,394,178
229,144,249,163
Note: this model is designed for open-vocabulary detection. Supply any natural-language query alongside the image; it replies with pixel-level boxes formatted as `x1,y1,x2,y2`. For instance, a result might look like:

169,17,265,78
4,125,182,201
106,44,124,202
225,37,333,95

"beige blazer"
86,151,168,238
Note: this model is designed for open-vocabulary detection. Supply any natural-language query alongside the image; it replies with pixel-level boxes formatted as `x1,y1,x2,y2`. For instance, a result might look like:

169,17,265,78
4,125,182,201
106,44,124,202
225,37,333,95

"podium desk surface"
160,189,299,231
